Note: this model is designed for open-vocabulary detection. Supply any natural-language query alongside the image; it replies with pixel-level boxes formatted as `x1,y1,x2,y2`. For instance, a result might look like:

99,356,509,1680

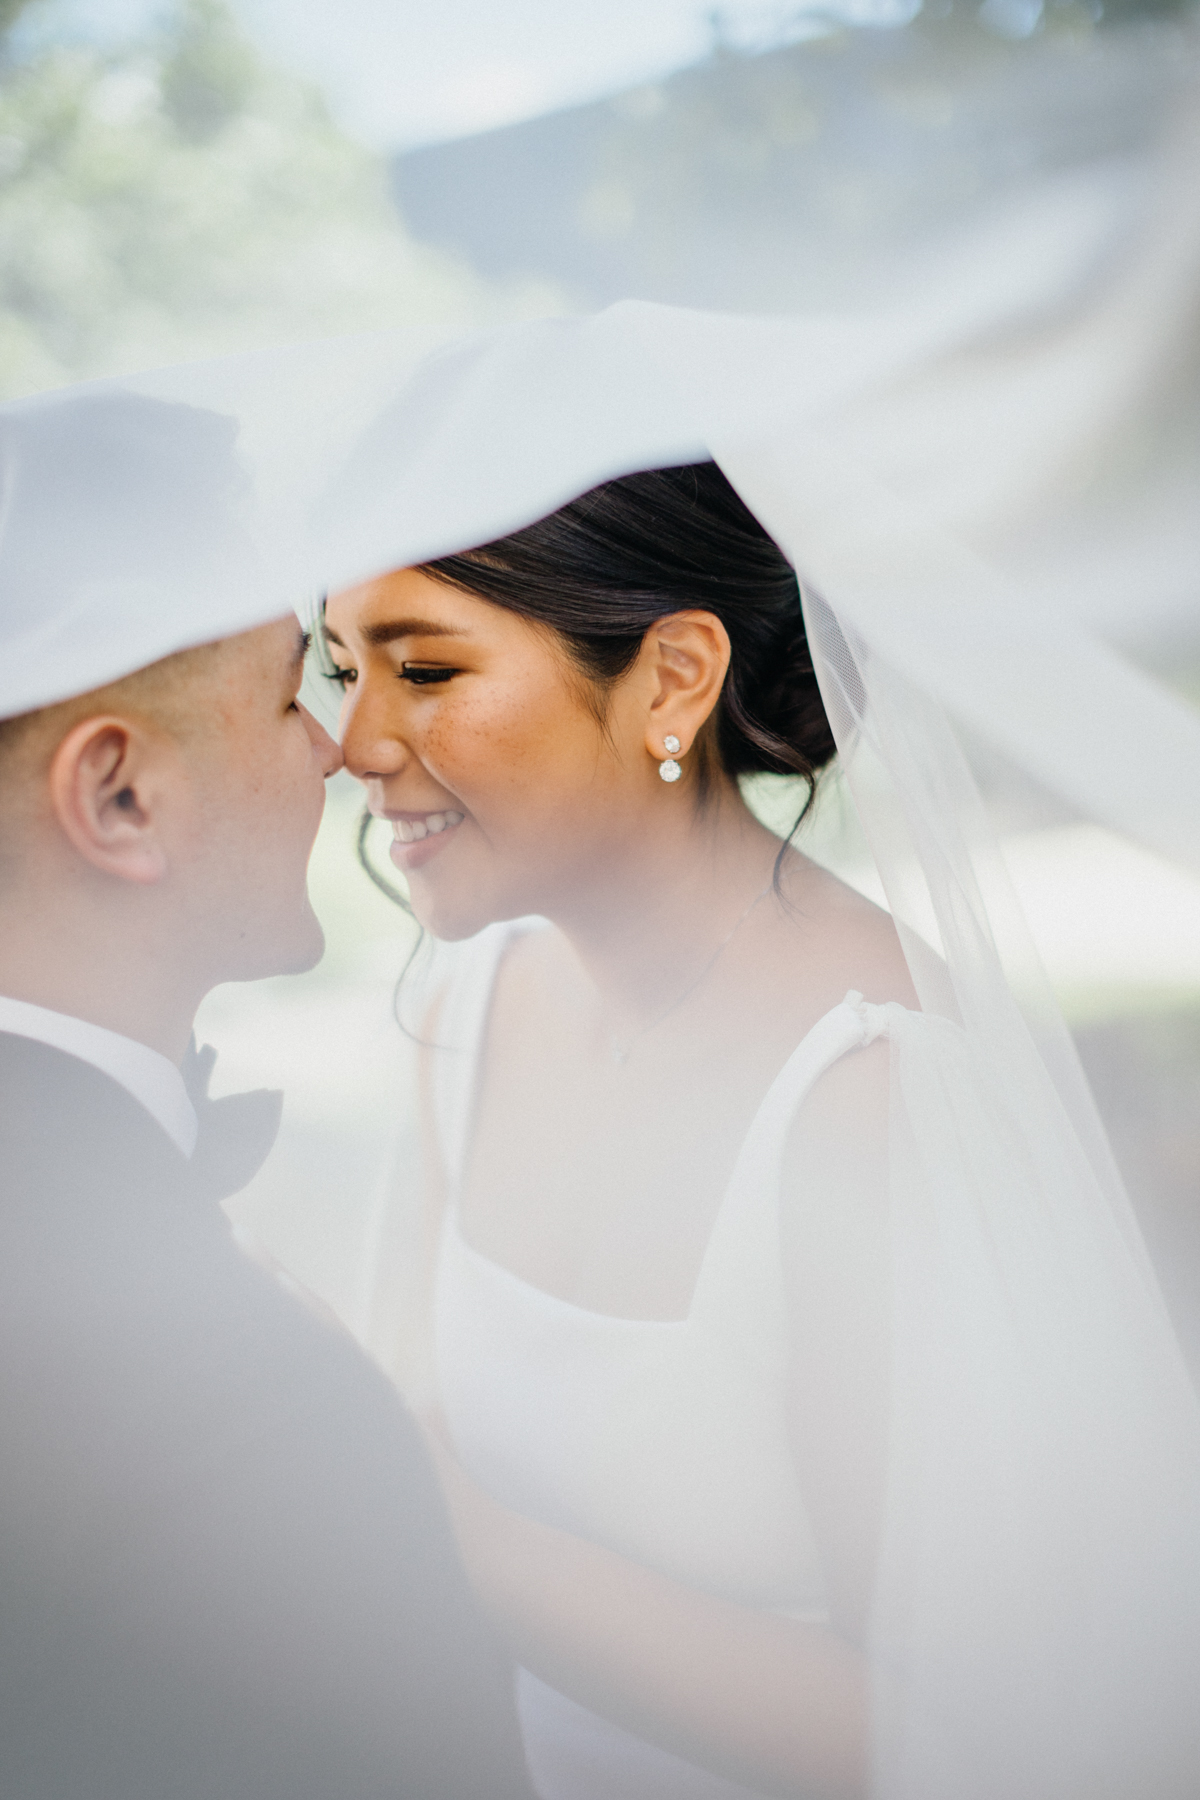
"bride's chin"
403,877,501,945
400,842,540,942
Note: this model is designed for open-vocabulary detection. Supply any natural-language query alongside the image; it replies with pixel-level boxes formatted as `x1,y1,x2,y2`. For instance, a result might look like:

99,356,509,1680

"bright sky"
19,0,903,148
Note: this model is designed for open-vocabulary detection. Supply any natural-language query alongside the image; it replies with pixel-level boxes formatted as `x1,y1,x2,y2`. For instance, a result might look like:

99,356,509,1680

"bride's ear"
641,610,730,764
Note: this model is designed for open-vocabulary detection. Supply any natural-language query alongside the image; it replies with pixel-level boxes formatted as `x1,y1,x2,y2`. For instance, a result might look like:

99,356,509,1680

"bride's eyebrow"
321,618,468,650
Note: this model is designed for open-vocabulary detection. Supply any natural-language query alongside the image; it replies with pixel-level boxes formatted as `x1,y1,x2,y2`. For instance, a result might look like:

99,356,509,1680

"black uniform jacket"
0,1031,534,1800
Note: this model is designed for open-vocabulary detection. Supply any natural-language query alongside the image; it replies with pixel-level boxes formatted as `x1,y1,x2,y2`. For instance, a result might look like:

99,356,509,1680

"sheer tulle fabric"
2,39,1198,1795
875,1007,1200,1797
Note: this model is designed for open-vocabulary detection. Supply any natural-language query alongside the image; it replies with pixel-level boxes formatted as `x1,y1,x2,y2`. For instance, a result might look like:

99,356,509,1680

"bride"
323,461,917,1798
320,414,1200,1797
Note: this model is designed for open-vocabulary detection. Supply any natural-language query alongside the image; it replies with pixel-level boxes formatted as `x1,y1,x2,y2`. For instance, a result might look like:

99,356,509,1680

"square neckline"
442,919,876,1327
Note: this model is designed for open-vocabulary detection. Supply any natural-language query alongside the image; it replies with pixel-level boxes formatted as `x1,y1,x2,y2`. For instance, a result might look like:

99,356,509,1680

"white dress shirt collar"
0,995,198,1158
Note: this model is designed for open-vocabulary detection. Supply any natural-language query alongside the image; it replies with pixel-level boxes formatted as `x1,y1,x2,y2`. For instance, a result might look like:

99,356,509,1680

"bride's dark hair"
422,461,836,795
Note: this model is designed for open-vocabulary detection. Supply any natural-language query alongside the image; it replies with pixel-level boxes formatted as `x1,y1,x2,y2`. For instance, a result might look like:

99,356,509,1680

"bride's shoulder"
775,852,920,1018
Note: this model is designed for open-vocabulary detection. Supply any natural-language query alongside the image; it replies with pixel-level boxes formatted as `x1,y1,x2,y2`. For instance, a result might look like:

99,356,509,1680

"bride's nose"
338,683,412,785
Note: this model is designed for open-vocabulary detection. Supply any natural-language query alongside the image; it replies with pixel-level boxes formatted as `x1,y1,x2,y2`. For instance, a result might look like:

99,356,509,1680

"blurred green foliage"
160,0,260,141
0,0,32,36
0,0,555,399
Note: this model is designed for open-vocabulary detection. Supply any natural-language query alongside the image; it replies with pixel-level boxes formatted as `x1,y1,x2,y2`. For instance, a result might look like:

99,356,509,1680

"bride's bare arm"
425,1425,869,1800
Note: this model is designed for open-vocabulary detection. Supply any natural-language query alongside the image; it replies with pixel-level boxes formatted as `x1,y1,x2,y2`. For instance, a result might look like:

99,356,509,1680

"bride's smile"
386,809,466,870
390,811,464,844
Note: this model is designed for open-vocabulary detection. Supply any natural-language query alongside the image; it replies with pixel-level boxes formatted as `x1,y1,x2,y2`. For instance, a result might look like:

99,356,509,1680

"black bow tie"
181,1039,283,1203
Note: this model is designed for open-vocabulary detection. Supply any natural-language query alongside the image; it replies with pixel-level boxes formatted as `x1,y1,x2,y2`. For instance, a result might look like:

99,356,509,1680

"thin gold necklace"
605,876,774,1067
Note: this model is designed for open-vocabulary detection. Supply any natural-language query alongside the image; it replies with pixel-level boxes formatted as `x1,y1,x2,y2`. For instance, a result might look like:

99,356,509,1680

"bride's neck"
548,778,782,1024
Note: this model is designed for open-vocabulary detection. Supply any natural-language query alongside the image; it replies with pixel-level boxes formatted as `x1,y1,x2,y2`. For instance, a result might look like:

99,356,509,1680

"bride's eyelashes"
323,662,458,689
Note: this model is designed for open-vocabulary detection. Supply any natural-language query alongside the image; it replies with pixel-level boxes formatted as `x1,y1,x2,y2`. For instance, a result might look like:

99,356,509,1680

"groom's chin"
240,904,327,982
280,908,327,976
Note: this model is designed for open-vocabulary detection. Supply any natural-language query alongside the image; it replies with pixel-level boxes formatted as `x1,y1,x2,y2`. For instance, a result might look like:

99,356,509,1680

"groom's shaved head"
2,638,223,750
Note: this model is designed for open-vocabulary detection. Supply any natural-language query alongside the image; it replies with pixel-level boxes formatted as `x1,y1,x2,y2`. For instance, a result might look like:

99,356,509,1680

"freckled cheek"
421,681,580,813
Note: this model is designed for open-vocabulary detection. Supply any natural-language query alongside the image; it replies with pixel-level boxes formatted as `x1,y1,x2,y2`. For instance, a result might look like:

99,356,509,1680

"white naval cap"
0,387,287,721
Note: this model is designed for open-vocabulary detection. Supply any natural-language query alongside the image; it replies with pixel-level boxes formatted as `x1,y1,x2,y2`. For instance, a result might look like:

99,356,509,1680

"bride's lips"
384,808,465,873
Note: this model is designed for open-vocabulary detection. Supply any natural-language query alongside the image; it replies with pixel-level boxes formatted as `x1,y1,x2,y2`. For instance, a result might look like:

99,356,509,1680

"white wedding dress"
429,918,893,1799
414,890,1200,1800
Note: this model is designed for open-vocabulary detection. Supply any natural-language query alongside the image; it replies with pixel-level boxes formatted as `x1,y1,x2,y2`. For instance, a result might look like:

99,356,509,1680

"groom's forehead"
145,612,306,716
221,613,308,681
175,617,309,747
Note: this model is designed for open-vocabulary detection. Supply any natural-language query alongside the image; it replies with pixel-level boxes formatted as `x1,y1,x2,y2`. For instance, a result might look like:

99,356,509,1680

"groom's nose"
299,704,343,778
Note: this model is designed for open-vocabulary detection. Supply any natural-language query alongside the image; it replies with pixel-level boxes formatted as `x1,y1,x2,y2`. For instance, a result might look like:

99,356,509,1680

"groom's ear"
47,713,176,885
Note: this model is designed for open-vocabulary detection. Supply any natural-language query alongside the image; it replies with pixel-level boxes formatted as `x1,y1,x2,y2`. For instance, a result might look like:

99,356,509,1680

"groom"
0,393,532,1798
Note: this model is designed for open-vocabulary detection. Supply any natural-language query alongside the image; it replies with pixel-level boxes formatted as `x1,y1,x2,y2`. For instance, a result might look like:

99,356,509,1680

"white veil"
2,34,1199,1795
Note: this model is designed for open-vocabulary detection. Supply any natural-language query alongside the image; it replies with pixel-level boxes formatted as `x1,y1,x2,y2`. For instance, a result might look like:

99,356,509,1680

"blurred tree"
0,1,34,41
0,0,556,398
160,0,259,141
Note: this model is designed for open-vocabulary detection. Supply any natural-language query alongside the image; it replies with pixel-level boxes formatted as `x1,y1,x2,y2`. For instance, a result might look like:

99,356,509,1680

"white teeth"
393,810,464,845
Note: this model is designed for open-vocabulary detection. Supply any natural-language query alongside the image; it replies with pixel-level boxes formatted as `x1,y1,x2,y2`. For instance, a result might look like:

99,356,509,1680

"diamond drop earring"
658,735,683,783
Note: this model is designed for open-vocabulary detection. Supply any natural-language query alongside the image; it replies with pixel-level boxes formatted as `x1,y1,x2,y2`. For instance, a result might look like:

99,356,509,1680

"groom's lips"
382,808,464,874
